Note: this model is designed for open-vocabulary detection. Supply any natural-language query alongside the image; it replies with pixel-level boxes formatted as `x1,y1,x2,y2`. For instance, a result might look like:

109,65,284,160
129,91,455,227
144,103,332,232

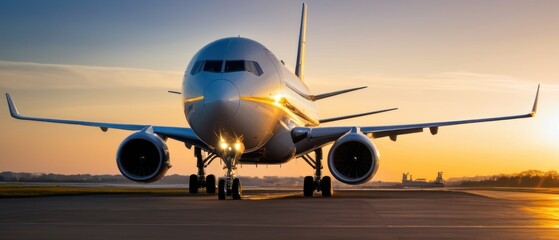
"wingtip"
5,93,20,118
530,84,540,117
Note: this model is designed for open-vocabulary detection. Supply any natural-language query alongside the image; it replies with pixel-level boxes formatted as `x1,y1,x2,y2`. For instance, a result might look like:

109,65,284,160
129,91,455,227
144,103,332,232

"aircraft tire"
303,176,314,197
189,174,198,193
218,179,226,200
232,178,242,200
206,175,216,194
321,176,332,197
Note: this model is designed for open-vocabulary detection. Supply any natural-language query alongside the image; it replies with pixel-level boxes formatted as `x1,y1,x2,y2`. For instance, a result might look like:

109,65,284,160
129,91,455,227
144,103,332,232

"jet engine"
327,132,379,185
116,131,171,183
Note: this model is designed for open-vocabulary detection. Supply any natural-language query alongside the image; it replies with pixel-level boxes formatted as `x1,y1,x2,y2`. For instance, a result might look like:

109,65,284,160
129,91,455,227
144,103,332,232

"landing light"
273,94,283,104
216,133,244,156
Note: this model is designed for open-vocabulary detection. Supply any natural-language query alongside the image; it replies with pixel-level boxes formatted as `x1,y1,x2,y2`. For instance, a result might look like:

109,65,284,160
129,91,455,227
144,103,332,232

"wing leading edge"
292,85,540,143
364,84,539,140
5,93,210,150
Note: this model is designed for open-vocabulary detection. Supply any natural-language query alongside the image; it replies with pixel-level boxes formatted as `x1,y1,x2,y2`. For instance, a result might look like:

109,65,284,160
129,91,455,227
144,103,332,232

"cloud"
2,60,555,94
0,61,183,90
307,71,557,94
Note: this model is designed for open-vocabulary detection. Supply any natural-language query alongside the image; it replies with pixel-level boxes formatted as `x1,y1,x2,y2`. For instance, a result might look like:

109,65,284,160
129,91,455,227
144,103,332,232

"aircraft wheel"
189,174,198,193
321,176,333,197
206,175,216,194
218,179,226,200
232,178,242,200
303,176,314,197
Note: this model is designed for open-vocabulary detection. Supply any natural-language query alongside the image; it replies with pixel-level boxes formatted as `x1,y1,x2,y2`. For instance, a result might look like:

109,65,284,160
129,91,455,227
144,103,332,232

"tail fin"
295,3,307,81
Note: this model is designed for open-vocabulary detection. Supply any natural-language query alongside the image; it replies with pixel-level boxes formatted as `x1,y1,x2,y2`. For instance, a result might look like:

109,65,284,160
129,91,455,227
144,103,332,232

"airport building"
402,172,444,188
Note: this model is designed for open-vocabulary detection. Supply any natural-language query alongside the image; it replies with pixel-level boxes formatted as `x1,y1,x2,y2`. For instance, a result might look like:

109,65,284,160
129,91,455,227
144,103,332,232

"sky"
1,0,559,182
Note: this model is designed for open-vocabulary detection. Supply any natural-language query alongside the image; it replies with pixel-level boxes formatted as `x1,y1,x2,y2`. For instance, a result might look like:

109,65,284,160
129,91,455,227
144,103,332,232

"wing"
292,85,539,144
287,83,367,101
5,93,210,150
364,85,539,141
319,107,398,124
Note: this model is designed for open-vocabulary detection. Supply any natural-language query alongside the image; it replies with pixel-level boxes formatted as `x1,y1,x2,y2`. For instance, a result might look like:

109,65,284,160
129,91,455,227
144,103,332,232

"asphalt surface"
0,189,558,239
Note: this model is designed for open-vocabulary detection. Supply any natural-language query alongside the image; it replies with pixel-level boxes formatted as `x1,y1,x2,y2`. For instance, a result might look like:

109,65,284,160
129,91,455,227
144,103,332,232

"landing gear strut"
189,147,218,194
302,148,332,197
218,154,242,200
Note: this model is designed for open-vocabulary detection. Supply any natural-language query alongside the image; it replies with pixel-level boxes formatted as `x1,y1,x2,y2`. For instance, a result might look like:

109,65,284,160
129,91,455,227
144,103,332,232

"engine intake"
117,131,170,183
327,132,379,185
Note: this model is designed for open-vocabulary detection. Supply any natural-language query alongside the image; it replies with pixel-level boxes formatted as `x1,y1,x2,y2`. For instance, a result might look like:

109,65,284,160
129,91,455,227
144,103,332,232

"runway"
0,189,558,239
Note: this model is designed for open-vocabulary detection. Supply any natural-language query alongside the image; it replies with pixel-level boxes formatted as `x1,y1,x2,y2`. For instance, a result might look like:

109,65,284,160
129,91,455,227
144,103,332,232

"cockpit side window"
203,60,223,73
247,61,263,76
190,61,204,75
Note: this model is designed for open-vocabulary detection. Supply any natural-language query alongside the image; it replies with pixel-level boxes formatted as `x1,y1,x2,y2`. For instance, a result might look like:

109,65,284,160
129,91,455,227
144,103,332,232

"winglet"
5,93,22,119
530,84,540,117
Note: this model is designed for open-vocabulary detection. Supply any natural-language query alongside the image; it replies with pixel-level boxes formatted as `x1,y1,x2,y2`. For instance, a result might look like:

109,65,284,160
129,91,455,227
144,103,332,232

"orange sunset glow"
1,1,558,182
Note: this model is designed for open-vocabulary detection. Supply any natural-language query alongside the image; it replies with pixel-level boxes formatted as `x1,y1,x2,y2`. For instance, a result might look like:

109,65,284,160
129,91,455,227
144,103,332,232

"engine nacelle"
116,131,171,183
327,132,379,185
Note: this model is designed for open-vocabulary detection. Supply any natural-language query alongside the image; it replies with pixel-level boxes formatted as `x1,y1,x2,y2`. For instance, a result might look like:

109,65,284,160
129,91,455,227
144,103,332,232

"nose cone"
204,80,240,121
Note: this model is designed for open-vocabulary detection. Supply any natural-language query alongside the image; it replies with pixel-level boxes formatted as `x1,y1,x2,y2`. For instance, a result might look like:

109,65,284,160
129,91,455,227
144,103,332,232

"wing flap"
371,128,423,140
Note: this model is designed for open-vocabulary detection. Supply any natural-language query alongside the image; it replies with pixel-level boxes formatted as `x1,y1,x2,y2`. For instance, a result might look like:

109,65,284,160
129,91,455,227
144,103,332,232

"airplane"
5,3,539,200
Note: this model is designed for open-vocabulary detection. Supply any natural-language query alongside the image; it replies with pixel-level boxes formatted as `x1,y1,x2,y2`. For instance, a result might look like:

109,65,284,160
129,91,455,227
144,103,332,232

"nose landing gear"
217,154,243,200
216,139,244,200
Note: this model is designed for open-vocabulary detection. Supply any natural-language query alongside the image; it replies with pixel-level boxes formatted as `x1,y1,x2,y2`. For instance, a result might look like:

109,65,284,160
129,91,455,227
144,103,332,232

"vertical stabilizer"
295,3,307,81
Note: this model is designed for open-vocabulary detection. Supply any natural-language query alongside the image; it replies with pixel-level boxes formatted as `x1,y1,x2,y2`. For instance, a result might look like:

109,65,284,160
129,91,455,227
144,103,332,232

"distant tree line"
0,172,130,183
0,171,404,188
0,172,303,186
461,170,559,187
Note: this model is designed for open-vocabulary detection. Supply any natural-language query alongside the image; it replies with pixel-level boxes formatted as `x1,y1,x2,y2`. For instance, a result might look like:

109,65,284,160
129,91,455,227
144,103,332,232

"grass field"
0,184,191,198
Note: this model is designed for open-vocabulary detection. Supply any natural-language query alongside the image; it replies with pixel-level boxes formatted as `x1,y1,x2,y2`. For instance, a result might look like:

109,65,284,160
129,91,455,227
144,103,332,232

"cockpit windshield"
203,60,223,73
224,60,245,72
191,60,263,76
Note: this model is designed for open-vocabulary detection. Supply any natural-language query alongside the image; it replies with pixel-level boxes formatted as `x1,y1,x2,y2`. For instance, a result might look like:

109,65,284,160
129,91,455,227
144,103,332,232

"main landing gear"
188,147,218,194
302,148,333,197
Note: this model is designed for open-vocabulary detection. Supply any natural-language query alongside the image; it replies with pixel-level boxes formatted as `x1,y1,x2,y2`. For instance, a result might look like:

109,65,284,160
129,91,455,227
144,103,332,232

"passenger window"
203,60,223,73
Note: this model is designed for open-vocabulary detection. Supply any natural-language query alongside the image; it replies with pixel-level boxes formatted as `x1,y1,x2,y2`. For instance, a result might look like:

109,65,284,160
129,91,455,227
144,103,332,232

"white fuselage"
182,37,318,163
